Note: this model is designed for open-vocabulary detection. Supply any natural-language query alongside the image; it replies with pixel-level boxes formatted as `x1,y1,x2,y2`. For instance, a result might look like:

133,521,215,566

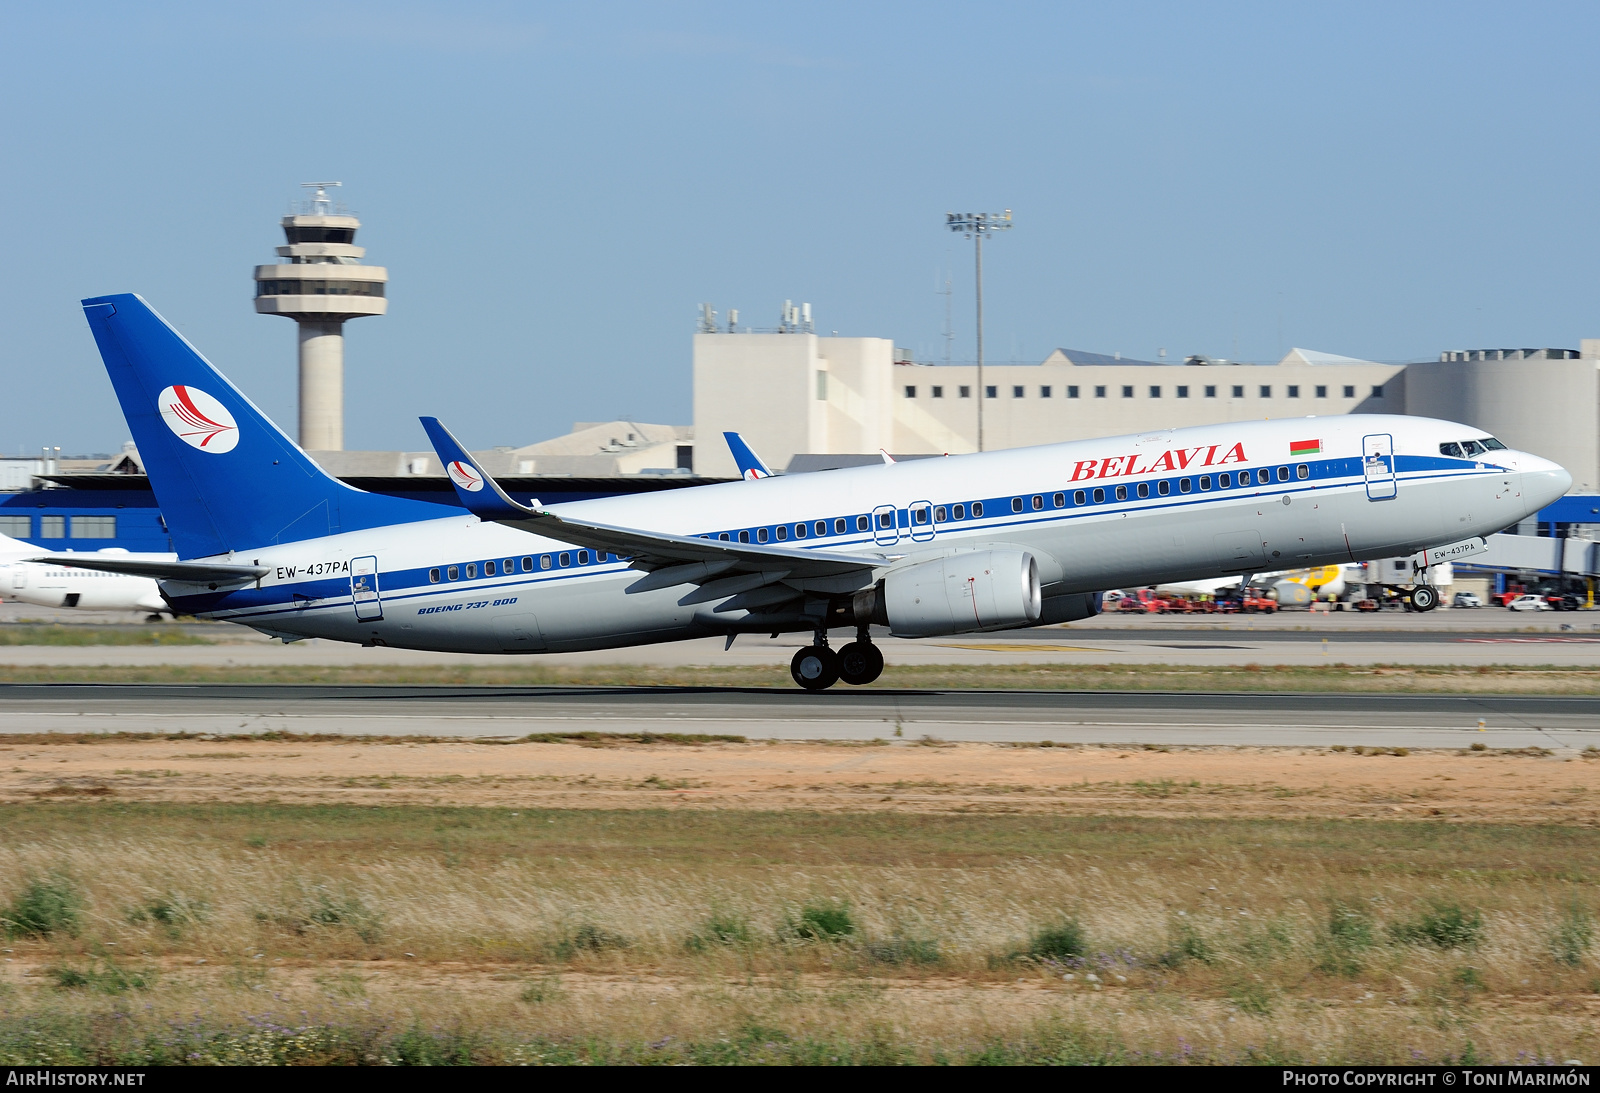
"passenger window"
1157,481,1170,496
428,568,441,583
1011,497,1023,513
1073,491,1086,506
1296,464,1309,479
522,557,533,572
757,528,769,543
1199,476,1211,491
1031,495,1043,510
719,533,730,541
913,507,928,525
484,560,496,576
1114,485,1127,501
447,566,459,580
1053,493,1064,508
1179,479,1192,494
1276,466,1289,482
972,502,984,517
739,530,751,543
953,504,966,520
856,516,869,532
1440,442,1463,458
876,512,893,529
559,553,570,567
540,555,552,570
1219,473,1231,488
836,518,848,533
465,563,477,579
578,550,589,564
815,521,827,536
934,506,947,522
1092,488,1105,504
1257,468,1270,485
1136,482,1149,499
777,525,788,541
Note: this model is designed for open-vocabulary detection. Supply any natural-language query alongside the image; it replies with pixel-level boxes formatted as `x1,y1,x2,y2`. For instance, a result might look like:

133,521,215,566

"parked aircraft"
0,534,168,616
41,294,1571,689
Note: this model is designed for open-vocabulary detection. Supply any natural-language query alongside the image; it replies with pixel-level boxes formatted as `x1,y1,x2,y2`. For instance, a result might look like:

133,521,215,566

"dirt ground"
1,736,1594,824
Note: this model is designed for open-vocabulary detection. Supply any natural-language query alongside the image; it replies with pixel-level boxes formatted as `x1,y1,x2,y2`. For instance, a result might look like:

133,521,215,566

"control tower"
253,182,387,451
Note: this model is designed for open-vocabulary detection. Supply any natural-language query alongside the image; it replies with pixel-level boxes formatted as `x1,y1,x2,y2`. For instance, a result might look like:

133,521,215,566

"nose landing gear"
790,628,884,690
1410,584,1439,612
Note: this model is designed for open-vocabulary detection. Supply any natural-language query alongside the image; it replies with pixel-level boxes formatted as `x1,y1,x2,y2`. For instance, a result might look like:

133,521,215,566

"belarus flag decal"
1289,439,1321,457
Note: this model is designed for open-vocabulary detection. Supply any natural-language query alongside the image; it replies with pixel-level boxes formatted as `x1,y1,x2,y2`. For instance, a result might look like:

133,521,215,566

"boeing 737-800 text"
38,294,1570,689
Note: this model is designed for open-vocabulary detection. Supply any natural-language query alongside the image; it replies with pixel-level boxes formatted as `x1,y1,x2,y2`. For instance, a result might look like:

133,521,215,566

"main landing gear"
790,627,884,691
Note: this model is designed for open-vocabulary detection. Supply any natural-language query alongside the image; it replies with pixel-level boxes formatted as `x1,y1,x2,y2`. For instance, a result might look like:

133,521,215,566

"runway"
2,684,1594,750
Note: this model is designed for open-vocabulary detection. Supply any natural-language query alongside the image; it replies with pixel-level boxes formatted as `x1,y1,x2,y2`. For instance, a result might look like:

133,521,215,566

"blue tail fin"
722,431,775,479
81,293,439,558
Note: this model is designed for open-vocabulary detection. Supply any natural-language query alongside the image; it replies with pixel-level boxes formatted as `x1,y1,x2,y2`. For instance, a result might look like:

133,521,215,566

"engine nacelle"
882,550,1041,637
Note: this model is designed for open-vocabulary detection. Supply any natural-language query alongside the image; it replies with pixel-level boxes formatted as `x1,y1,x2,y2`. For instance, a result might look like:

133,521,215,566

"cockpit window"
1440,442,1463,458
1461,440,1486,457
1479,437,1507,451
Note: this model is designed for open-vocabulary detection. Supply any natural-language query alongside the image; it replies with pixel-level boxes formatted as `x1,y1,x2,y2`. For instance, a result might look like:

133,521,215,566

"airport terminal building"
693,331,1600,508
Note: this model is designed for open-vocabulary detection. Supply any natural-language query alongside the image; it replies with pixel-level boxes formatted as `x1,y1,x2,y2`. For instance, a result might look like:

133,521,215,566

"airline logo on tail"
157,385,238,453
447,460,484,492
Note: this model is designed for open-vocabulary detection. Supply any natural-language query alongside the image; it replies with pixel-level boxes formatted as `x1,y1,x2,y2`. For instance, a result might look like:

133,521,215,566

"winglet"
418,417,535,520
722,431,775,480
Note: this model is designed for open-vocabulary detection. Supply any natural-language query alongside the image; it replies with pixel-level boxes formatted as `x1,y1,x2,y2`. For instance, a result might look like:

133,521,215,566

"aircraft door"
872,504,900,546
350,555,383,621
908,501,935,542
11,567,24,589
1362,434,1397,501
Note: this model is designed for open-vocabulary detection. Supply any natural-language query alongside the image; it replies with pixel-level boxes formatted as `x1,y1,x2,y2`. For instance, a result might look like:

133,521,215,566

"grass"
0,661,1599,692
0,625,212,647
0,802,1594,1064
2,877,81,939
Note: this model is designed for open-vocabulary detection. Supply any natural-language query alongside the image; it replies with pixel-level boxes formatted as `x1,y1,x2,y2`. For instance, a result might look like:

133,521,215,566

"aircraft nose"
1519,455,1571,512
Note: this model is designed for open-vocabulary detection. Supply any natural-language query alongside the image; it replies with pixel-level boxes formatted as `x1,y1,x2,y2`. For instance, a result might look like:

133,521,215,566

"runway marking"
5,711,1592,734
1457,637,1600,644
936,643,1107,653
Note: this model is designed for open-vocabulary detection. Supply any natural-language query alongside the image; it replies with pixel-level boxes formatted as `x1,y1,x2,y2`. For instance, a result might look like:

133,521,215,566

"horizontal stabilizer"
26,554,268,585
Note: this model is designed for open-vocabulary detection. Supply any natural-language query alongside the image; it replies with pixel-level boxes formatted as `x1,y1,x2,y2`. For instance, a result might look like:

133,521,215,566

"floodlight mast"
946,210,1012,451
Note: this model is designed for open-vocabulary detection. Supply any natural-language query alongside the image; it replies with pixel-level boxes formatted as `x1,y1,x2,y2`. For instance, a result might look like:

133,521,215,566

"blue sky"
2,2,1597,454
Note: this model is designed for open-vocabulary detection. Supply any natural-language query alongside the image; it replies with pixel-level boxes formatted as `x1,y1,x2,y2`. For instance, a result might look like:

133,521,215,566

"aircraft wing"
418,418,886,587
24,555,268,585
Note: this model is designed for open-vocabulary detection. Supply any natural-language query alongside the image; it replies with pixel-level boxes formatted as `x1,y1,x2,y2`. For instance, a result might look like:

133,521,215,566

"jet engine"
880,550,1041,637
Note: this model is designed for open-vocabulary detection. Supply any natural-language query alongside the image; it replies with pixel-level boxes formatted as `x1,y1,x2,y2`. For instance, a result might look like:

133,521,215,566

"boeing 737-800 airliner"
38,294,1570,689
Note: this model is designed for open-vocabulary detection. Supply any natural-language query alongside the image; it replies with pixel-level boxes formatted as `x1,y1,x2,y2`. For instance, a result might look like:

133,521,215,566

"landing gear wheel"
1410,585,1438,612
790,645,840,691
836,641,884,686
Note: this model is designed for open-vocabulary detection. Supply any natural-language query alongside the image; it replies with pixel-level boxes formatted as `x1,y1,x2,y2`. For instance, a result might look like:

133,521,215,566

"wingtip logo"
157,385,238,453
447,460,485,492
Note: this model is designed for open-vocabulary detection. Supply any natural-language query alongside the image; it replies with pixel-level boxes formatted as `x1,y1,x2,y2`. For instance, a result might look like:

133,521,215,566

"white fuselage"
0,540,170,615
164,415,1568,652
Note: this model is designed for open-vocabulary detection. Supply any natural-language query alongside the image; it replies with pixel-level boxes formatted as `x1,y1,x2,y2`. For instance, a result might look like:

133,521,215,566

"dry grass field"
0,735,1594,1064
